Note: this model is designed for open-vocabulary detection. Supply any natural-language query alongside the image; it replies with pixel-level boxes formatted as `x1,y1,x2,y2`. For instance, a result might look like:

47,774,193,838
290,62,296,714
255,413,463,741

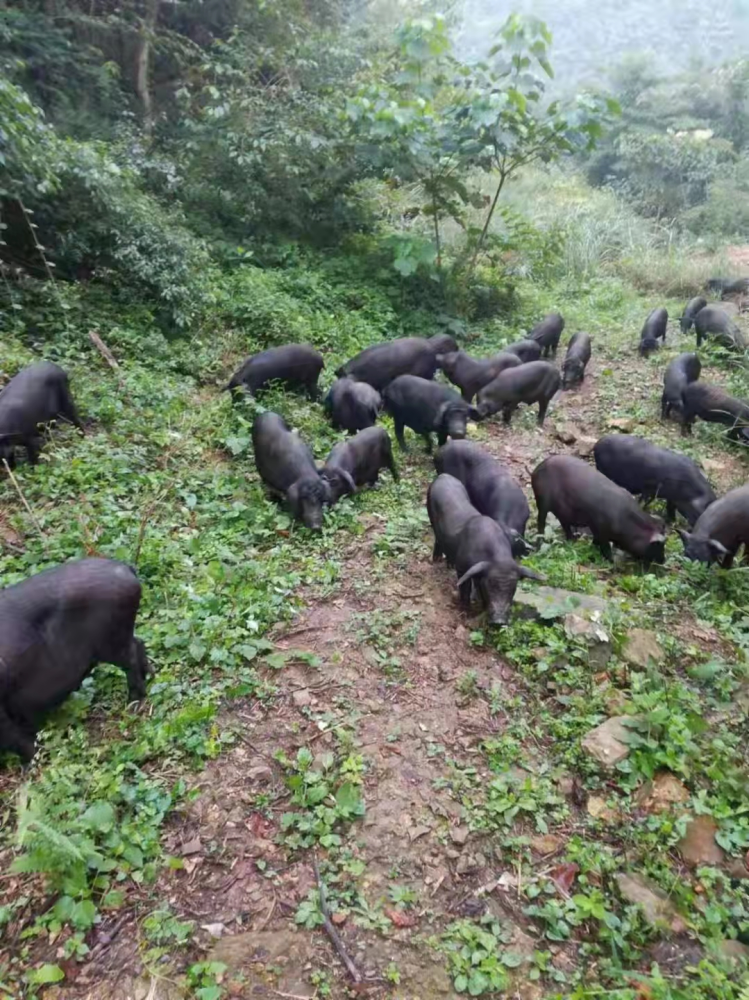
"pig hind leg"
0,704,36,763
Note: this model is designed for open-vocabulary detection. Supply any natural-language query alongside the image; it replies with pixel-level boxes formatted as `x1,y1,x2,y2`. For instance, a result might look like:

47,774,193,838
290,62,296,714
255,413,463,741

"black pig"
639,308,668,357
437,350,521,402
383,375,479,452
678,485,749,567
324,378,382,433
0,558,149,763
529,313,564,357
594,434,715,526
476,361,560,426
0,362,84,468
252,412,329,529
503,340,542,363
681,381,749,442
680,297,707,334
336,337,440,390
435,439,530,556
532,455,666,563
662,353,701,420
427,474,541,625
428,333,459,354
225,344,324,400
321,427,399,503
694,306,746,351
562,332,592,389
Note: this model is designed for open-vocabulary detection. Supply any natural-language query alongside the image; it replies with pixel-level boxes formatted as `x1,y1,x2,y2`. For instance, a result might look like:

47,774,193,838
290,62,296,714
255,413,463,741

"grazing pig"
593,434,715,526
680,297,707,334
476,361,560,426
252,412,329,529
694,306,746,351
532,455,666,563
661,353,701,420
427,474,541,625
0,558,149,763
678,485,749,567
428,333,459,354
437,350,521,402
562,332,592,389
680,381,749,442
321,427,398,503
0,362,84,468
529,313,564,357
324,378,381,433
435,439,530,556
504,339,542,363
638,308,668,357
336,337,440,390
225,344,324,399
707,277,749,297
383,375,478,452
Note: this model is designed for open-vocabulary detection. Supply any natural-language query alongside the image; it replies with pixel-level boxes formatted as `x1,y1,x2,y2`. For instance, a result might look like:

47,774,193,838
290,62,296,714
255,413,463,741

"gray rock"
291,688,312,708
564,613,611,668
622,629,664,669
615,873,678,928
581,716,632,768
515,586,610,622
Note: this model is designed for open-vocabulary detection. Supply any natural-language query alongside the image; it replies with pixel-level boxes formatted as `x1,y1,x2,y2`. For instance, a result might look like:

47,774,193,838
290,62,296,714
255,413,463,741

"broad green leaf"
26,965,65,985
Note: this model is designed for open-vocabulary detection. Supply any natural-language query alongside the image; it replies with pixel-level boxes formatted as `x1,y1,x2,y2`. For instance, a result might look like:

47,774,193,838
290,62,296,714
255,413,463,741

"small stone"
636,772,689,814
727,858,749,880
607,417,635,433
587,795,620,823
474,853,487,868
615,872,678,927
581,716,632,768
456,854,475,875
622,629,664,669
247,764,274,784
408,825,432,842
292,688,312,708
719,939,749,962
555,423,578,445
331,912,347,926
564,613,611,668
574,436,598,458
450,825,469,846
530,834,563,855
181,836,202,856
557,775,575,797
201,922,226,939
677,815,725,867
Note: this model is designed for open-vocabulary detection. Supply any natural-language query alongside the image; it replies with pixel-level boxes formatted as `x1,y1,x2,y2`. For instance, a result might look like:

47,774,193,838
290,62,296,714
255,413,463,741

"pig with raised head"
437,350,521,402
529,313,564,357
680,381,749,442
504,339,542,363
680,297,707,334
252,412,329,529
0,362,84,468
336,337,440,390
593,434,715,526
678,485,749,567
0,558,150,763
225,344,324,400
324,378,381,433
321,427,398,503
427,474,541,625
532,455,666,563
661,353,701,420
694,306,746,351
562,332,592,389
383,375,479,452
435,439,530,556
476,361,560,426
638,308,668,357
428,333,459,354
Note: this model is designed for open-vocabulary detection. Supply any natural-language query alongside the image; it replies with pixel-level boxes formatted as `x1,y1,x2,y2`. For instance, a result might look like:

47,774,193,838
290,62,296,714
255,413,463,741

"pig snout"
446,412,468,440
302,502,324,531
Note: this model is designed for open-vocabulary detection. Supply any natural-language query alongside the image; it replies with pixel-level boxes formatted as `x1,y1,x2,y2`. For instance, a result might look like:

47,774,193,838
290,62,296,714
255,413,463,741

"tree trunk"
134,0,160,133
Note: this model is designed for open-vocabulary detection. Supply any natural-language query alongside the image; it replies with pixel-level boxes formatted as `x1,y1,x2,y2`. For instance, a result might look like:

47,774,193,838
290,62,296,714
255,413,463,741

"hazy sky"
455,0,749,83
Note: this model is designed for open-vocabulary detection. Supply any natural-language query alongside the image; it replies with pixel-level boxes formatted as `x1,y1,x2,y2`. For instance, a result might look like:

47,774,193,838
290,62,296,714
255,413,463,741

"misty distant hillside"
456,0,749,84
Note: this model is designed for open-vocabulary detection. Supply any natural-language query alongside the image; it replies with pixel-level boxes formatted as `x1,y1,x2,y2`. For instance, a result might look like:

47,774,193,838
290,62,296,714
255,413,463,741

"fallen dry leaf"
385,908,417,928
550,862,580,895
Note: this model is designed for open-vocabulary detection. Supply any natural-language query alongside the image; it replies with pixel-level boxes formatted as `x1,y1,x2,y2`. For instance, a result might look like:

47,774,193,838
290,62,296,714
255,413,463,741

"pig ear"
457,561,491,587
435,401,452,426
709,539,729,557
518,566,545,582
340,470,356,494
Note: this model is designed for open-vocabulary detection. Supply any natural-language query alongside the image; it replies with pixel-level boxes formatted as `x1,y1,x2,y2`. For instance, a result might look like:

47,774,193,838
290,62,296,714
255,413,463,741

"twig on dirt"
2,459,46,545
87,912,133,963
88,328,129,396
313,856,362,984
257,895,276,931
271,992,314,1000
